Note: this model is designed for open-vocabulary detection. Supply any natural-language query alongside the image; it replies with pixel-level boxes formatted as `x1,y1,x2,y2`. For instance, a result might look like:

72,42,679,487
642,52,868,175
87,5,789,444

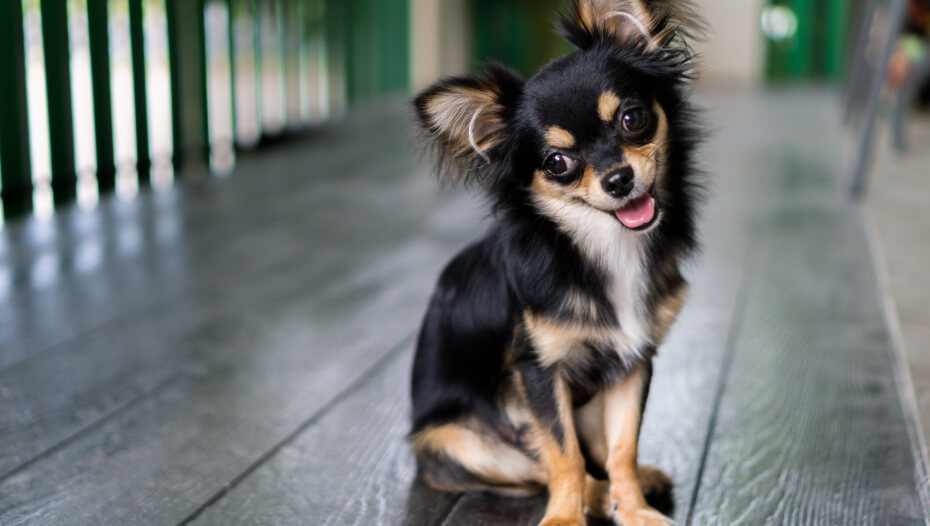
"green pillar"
166,0,209,170
129,0,151,183
0,0,33,217
88,0,116,191
42,0,77,204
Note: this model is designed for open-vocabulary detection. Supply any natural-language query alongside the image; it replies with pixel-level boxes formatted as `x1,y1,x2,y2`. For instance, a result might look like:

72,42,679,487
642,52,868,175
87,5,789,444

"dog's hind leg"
411,417,546,496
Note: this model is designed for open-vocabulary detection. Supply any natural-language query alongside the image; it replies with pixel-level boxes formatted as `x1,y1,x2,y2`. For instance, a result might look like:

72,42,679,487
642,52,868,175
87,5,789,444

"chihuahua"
409,1,703,524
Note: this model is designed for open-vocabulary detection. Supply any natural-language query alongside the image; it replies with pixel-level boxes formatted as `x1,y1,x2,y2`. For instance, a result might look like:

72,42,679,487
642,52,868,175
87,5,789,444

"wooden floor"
0,89,927,526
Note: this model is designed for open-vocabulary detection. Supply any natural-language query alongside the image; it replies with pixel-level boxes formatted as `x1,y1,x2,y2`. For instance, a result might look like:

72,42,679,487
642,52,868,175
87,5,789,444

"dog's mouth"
614,187,659,231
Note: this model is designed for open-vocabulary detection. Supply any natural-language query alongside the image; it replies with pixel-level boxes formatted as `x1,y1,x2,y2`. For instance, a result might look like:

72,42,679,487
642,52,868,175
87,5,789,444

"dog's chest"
597,233,652,359
534,200,655,363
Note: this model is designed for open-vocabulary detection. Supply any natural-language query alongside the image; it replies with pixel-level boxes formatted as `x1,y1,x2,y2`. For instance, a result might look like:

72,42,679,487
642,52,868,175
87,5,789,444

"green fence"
0,0,410,221
763,0,850,81
472,0,570,78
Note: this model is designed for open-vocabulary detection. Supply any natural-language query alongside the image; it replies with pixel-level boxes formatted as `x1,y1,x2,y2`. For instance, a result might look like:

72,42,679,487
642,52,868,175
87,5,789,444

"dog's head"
415,0,702,234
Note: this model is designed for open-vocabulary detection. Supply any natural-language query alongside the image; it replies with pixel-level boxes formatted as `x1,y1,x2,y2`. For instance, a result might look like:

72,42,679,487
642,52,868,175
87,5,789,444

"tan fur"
575,393,608,465
530,103,669,219
525,376,586,526
523,311,611,367
424,86,506,160
636,465,674,496
531,169,567,201
561,288,604,322
584,467,673,520
573,0,705,50
585,475,613,518
598,91,621,122
620,101,669,192
604,366,671,525
411,419,546,491
651,281,688,344
545,126,577,149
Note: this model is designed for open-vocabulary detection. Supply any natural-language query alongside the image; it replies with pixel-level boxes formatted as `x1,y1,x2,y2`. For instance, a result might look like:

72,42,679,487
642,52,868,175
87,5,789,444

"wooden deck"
0,89,927,525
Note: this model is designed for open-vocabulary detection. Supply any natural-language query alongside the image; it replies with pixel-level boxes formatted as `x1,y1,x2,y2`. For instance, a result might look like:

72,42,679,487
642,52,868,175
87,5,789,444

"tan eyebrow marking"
545,125,576,149
598,91,621,122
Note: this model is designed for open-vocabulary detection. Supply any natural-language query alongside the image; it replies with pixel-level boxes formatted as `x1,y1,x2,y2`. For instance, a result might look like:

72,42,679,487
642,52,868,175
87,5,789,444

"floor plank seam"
0,227,405,378
0,373,183,484
175,332,416,526
0,299,156,375
430,494,466,526
859,206,930,518
684,236,763,526
0,243,333,376
438,495,473,526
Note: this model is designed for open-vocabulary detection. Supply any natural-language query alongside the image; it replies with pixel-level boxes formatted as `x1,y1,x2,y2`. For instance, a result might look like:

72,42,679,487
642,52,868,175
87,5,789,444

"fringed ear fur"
413,64,523,186
559,0,705,53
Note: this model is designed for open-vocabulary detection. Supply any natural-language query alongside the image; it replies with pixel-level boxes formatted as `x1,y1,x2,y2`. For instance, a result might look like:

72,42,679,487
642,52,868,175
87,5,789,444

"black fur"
409,0,703,502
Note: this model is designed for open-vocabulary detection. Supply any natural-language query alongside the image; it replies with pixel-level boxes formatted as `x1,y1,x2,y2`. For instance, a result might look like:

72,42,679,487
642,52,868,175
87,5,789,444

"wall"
694,0,766,85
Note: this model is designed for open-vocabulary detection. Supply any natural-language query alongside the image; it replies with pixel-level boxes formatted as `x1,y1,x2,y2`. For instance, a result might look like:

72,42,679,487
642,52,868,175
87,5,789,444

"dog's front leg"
516,361,586,526
604,363,671,526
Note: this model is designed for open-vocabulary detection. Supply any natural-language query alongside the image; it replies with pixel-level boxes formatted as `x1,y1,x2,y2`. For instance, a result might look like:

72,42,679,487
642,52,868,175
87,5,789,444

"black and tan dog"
409,1,703,524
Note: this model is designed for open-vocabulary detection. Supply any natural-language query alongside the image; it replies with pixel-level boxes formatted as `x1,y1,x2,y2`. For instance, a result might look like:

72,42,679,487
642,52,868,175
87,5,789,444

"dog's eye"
622,107,649,133
543,153,577,176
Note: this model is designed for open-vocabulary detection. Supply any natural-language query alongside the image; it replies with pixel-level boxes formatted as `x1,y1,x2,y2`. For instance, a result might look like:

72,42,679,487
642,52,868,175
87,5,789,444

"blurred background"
0,2,929,523
1,0,928,223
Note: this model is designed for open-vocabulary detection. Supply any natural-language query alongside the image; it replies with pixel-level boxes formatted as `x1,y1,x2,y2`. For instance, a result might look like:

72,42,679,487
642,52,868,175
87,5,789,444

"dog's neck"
531,195,655,359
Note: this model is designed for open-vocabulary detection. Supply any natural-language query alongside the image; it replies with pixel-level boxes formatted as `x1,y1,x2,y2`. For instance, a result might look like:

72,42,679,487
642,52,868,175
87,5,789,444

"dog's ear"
413,63,523,186
559,0,704,52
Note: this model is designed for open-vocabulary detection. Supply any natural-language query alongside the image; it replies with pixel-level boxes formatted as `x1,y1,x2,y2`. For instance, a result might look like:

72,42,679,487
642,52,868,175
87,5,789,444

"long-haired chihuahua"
409,1,704,524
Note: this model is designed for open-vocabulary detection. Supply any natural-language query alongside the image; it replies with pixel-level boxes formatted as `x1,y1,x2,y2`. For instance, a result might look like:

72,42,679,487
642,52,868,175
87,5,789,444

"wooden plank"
687,137,928,521
0,212,478,524
171,91,763,525
186,347,463,526
0,174,482,482
0,105,414,367
0,140,484,478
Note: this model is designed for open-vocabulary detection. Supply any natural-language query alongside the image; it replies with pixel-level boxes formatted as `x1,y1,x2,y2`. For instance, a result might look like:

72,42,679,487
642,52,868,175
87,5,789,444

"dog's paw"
637,466,674,498
613,506,673,526
538,516,586,526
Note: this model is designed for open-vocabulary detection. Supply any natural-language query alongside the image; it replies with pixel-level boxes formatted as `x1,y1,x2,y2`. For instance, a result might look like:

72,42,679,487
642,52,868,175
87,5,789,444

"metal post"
851,0,908,198
42,0,77,204
88,0,116,191
0,0,33,217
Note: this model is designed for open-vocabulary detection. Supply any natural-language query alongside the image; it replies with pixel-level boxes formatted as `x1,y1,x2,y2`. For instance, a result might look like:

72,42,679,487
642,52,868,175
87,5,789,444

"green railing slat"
129,0,151,183
0,0,33,217
42,0,77,204
88,0,115,191
166,0,209,169
324,0,346,111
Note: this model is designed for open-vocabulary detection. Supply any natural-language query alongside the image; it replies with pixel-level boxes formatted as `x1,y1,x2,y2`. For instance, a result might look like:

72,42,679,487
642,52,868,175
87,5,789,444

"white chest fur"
536,197,654,360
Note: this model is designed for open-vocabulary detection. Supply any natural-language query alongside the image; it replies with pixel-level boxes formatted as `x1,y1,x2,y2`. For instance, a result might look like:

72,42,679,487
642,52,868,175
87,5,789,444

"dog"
408,1,703,524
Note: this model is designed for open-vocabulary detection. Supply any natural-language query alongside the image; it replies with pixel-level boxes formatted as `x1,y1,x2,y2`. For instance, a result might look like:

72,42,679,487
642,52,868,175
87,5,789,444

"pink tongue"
615,194,656,228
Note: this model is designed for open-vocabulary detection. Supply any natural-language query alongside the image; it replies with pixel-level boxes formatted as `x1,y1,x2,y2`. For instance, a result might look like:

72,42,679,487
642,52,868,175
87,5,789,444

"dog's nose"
601,167,635,198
